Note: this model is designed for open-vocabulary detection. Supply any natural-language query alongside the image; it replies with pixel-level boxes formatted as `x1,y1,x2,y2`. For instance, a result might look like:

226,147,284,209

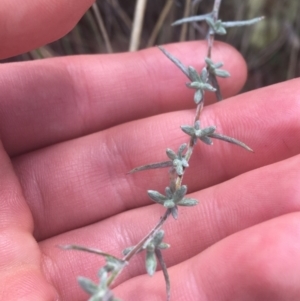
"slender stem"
212,0,222,19
207,0,222,58
106,209,171,286
123,209,171,261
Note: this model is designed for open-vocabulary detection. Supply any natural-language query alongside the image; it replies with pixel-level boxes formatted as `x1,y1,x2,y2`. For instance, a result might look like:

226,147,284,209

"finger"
0,0,94,59
0,41,246,156
0,140,57,300
13,79,300,239
114,212,300,301
39,155,300,300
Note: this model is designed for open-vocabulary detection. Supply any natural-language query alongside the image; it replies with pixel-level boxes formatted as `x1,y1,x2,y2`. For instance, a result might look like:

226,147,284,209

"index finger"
0,42,247,156
0,0,94,59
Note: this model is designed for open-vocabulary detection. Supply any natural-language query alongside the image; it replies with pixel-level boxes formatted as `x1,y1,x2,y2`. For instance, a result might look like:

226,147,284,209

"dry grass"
4,0,300,91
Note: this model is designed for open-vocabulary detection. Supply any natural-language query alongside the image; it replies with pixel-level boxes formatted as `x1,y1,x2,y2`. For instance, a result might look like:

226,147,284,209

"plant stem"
207,0,222,58
106,209,172,286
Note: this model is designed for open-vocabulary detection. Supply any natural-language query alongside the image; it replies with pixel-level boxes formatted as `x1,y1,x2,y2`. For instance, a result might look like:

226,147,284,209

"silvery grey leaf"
61,245,123,263
88,290,115,301
214,62,224,69
146,250,157,276
164,199,176,209
198,126,216,137
202,83,217,92
78,277,99,295
146,242,155,253
209,133,253,152
158,242,170,249
215,26,227,35
222,16,265,28
181,125,195,137
158,46,189,78
194,89,203,104
177,198,199,207
206,18,227,35
105,256,127,272
204,57,214,67
98,268,108,285
155,249,171,301
171,206,178,219
200,136,213,145
165,186,173,198
174,163,184,176
171,13,212,26
147,190,168,204
166,148,177,160
200,67,208,82
181,158,189,167
122,246,134,256
188,66,200,81
129,160,173,173
186,81,202,89
152,230,165,247
178,143,187,156
214,69,230,78
194,120,201,130
173,185,187,203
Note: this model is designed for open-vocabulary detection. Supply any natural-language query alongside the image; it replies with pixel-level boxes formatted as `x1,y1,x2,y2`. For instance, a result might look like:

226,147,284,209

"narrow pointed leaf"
146,250,157,276
174,163,184,176
198,126,216,136
181,158,189,167
171,206,178,219
199,136,213,145
215,26,227,35
222,16,265,28
204,57,214,67
165,186,173,198
209,133,253,152
206,18,227,35
203,83,217,92
214,69,230,78
187,81,202,89
155,249,171,301
78,277,99,295
188,66,201,81
158,242,170,249
128,160,173,174
166,148,177,160
178,143,187,156
152,230,165,246
181,125,195,136
194,89,203,104
61,245,123,263
171,13,212,26
177,198,199,207
158,46,189,78
173,185,187,203
147,190,168,204
164,200,176,208
194,120,201,130
200,67,208,82
122,246,134,256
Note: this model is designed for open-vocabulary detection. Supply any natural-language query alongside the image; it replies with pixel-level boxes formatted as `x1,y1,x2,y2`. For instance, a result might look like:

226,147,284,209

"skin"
1,2,300,301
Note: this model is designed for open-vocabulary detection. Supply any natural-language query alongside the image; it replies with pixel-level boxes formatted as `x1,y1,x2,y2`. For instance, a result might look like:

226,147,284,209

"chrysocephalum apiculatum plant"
61,1,264,300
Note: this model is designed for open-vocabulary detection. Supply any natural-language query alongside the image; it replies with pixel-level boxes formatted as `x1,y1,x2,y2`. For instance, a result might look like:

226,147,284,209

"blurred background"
3,0,300,91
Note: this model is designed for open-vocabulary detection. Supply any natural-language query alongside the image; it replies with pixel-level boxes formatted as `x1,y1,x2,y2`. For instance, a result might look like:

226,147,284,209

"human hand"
1,2,300,301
